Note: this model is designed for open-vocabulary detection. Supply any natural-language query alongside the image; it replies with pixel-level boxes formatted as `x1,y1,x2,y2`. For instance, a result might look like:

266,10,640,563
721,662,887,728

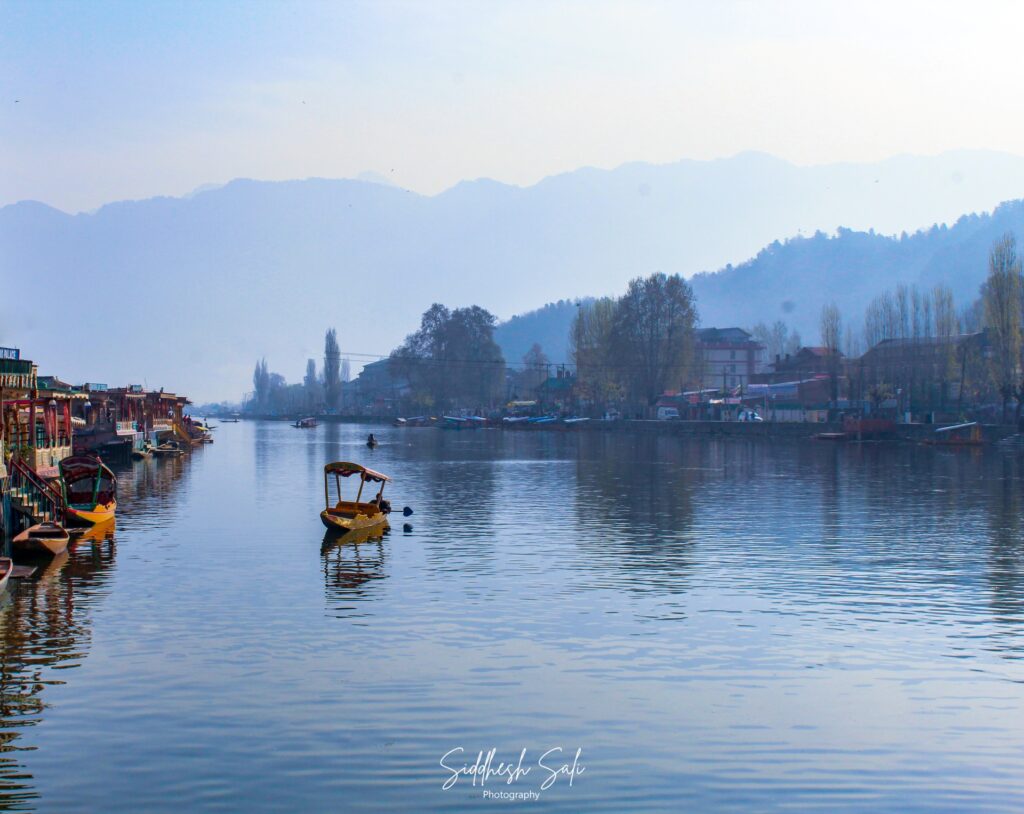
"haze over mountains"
5,150,1024,401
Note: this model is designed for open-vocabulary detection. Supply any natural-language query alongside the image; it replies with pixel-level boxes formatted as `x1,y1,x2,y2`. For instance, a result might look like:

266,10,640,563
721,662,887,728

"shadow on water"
0,525,116,810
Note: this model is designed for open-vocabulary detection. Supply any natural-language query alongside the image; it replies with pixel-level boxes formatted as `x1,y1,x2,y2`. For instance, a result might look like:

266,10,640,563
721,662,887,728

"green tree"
323,328,341,411
391,304,505,410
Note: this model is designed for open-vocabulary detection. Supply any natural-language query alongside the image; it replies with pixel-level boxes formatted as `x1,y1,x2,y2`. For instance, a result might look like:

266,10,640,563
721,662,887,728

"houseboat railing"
7,455,65,523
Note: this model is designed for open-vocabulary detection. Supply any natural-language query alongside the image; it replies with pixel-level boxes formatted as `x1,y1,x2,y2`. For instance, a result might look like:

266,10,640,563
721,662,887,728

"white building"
695,327,767,391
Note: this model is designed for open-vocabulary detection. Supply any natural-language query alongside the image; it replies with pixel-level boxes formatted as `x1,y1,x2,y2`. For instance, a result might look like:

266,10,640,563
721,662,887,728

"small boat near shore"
0,558,12,593
152,442,184,457
320,461,392,537
924,422,983,447
131,442,154,460
294,417,318,428
12,522,71,556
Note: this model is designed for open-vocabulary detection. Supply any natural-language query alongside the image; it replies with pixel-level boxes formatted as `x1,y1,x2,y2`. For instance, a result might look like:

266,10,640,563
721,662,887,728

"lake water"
1,421,1023,812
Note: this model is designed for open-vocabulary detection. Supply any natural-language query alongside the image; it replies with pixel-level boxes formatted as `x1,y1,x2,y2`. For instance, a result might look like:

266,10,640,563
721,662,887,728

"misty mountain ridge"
504,200,1024,368
6,150,1024,400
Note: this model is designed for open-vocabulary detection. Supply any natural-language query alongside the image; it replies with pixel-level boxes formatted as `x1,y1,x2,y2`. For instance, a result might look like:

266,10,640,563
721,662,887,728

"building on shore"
346,359,410,416
755,347,843,384
694,328,767,391
1,348,83,478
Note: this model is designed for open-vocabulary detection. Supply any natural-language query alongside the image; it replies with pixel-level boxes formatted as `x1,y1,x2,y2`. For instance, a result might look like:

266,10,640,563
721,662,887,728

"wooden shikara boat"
0,558,12,593
151,442,184,457
294,417,318,428
12,521,71,556
320,461,391,538
924,422,984,447
59,456,117,527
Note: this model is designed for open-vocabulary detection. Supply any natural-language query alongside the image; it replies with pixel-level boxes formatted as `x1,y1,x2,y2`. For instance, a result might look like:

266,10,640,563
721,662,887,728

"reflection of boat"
294,417,318,428
0,558,12,593
12,522,70,556
70,518,116,544
59,456,117,526
35,550,69,583
320,462,391,537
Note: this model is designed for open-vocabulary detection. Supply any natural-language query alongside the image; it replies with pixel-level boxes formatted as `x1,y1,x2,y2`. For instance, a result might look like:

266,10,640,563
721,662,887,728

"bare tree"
983,233,1023,422
303,358,319,411
610,273,699,409
571,297,620,411
520,343,550,397
819,302,842,406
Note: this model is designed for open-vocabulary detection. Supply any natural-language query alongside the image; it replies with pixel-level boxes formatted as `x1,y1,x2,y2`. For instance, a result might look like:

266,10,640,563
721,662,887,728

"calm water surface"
1,422,1023,812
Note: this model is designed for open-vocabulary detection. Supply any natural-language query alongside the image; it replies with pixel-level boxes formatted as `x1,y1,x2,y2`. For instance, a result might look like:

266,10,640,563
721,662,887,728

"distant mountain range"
5,150,1024,400
502,201,1024,365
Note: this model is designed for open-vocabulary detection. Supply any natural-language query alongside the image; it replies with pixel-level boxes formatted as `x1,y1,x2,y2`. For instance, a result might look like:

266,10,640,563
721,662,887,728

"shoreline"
229,415,1021,445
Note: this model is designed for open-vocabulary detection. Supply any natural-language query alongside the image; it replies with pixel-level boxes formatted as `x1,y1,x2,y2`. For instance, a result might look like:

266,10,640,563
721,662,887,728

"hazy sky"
4,0,1024,213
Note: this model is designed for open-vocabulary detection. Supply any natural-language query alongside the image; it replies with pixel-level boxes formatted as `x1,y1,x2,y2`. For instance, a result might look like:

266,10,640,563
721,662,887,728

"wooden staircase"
6,456,65,524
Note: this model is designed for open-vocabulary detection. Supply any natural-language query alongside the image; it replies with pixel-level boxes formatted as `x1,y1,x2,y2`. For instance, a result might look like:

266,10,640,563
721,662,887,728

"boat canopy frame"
323,461,390,509
59,454,117,507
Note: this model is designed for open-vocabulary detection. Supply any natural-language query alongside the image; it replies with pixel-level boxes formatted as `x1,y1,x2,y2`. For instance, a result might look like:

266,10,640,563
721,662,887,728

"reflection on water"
0,524,115,810
1,426,1024,811
322,534,388,618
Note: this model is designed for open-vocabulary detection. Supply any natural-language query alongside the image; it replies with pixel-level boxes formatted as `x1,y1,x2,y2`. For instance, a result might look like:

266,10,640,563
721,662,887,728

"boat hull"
65,500,117,527
12,524,70,556
320,508,389,537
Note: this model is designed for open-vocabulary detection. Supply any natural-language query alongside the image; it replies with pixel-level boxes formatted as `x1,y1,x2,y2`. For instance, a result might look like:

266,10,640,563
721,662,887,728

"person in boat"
367,433,377,447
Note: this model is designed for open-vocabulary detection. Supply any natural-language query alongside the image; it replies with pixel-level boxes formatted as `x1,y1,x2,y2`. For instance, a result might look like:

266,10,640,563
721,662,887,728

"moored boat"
925,422,983,446
12,521,71,556
320,461,392,537
294,417,318,428
151,442,184,457
0,558,12,593
59,455,117,526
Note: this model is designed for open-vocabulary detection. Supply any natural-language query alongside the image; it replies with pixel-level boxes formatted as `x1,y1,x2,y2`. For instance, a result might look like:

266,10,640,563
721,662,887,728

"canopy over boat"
59,455,117,526
60,455,116,488
323,461,390,483
321,461,392,536
934,422,978,433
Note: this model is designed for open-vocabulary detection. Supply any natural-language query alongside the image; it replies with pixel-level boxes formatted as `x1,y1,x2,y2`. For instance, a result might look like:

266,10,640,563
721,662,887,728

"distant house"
694,327,766,390
349,359,409,414
754,346,842,384
853,332,988,413
536,370,576,411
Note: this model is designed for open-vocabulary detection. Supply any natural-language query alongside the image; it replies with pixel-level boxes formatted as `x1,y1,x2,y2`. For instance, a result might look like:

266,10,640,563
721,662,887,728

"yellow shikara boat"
320,461,391,538
59,455,117,527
